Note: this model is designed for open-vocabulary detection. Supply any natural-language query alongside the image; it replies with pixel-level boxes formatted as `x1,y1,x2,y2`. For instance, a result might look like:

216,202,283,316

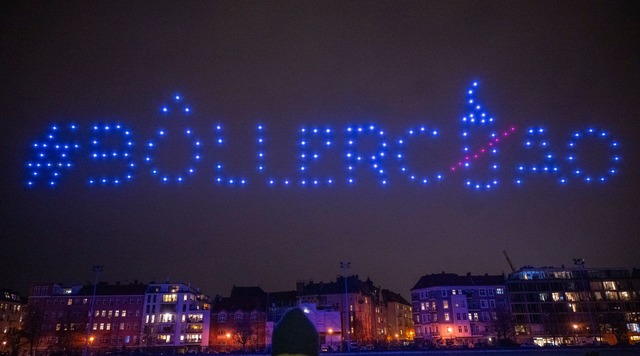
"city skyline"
1,2,639,300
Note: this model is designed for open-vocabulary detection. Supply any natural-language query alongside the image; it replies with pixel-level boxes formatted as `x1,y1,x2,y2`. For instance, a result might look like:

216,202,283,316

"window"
496,288,504,295
443,301,449,309
462,313,467,320
488,289,494,296
456,313,461,320
489,300,496,308
464,325,468,333
479,289,486,296
444,313,450,321
480,300,488,308
217,313,227,323
458,326,462,333
420,303,425,311
482,312,489,321
162,294,177,303
234,313,243,322
441,290,447,297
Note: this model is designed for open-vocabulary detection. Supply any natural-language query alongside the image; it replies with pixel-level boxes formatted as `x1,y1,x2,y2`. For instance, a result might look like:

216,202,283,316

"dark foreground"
201,347,640,356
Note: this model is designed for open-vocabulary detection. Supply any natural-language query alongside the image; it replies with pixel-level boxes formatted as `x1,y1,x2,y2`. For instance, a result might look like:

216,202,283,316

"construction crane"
503,250,516,272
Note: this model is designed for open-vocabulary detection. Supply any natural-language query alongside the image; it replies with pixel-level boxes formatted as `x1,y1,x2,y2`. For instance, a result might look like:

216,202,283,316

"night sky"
1,1,639,299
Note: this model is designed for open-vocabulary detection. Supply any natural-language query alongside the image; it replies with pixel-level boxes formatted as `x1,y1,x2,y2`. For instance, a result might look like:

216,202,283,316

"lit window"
162,294,178,303
444,313,450,321
443,301,449,309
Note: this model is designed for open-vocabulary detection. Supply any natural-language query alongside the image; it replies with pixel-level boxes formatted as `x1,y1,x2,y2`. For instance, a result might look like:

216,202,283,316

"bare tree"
597,312,629,345
21,305,44,356
5,326,23,356
233,319,254,352
52,308,88,355
491,308,515,343
141,325,157,348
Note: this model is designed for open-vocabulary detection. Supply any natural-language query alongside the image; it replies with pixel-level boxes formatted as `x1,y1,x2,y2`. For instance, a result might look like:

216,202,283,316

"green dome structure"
271,307,319,356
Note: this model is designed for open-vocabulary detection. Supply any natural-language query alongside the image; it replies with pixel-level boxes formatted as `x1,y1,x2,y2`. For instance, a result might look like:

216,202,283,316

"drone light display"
25,81,621,189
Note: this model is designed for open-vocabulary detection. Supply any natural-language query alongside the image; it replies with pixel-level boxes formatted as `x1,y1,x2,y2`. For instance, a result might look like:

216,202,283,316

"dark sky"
1,1,639,299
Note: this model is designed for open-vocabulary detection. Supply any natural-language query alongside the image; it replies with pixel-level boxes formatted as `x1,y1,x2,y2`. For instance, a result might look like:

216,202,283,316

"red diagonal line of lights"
449,126,516,173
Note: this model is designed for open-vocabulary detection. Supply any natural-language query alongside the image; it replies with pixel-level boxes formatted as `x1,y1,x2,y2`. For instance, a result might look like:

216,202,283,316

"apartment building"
381,289,414,343
27,282,146,353
1,289,26,351
411,272,507,347
507,266,640,346
142,283,211,352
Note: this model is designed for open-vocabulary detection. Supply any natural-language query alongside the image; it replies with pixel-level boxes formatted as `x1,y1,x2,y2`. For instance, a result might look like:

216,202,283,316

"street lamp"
573,324,579,345
84,265,103,356
340,262,351,352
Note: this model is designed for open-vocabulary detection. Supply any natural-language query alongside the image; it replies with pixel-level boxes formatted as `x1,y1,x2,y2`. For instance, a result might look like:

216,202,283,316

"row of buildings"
2,265,639,353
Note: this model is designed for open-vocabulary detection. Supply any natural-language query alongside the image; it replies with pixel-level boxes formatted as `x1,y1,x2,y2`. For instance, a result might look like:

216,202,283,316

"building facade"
411,272,508,347
209,286,272,352
84,283,147,351
142,283,211,352
27,282,147,354
381,289,414,344
1,289,26,353
507,266,640,346
297,275,411,347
